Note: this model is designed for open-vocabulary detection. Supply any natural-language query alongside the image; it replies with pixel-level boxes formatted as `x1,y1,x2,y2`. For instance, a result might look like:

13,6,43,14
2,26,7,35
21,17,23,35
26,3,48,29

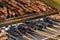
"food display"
0,0,60,40
0,0,58,22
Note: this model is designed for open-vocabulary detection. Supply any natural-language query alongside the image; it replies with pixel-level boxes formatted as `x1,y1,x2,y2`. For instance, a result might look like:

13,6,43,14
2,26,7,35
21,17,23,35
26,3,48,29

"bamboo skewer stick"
26,32,37,40
6,32,20,40
19,32,33,40
53,25,60,29
50,20,60,26
42,29,58,35
16,30,33,40
46,27,60,35
30,29,60,40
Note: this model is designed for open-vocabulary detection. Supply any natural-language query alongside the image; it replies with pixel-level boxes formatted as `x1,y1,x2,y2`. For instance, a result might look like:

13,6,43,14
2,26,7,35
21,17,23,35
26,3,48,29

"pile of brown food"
0,29,8,40
50,12,60,21
0,0,57,22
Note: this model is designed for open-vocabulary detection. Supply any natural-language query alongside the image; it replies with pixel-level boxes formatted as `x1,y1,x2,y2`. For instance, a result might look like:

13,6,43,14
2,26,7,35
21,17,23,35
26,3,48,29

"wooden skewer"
46,27,60,35
30,29,59,40
6,32,20,40
16,30,33,40
26,32,37,40
53,25,60,29
51,20,60,26
43,28,60,38
42,29,57,35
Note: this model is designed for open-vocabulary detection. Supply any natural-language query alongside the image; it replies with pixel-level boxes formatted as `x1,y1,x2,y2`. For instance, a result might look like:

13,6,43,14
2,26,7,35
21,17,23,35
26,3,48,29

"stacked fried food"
0,0,57,22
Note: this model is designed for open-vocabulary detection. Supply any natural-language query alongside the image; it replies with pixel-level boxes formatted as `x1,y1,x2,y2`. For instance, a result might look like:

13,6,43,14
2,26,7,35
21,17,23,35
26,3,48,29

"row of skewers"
0,17,60,40
0,0,58,22
0,0,60,40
